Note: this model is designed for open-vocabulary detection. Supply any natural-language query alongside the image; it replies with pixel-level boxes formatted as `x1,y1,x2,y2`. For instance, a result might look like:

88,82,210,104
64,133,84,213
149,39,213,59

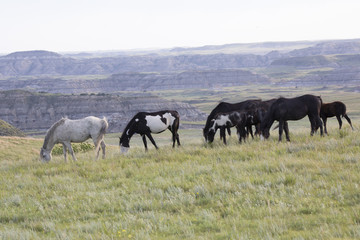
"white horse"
40,116,108,162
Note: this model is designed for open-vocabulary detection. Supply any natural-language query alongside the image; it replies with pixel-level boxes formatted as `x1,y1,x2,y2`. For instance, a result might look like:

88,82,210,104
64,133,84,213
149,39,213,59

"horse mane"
42,118,67,149
120,115,137,140
204,102,229,130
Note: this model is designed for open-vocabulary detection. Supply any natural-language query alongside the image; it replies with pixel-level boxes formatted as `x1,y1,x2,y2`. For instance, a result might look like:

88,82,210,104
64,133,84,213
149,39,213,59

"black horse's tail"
340,102,347,118
317,95,323,105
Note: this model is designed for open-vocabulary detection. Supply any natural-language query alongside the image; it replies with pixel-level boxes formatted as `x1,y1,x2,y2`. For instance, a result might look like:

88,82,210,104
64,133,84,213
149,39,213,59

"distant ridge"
0,39,360,77
0,39,360,90
3,50,62,59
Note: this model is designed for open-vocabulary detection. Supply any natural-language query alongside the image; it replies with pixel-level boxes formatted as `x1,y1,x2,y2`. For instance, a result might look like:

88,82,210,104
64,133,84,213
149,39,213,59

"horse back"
205,100,261,129
132,110,179,133
48,117,102,143
270,95,321,120
321,101,346,117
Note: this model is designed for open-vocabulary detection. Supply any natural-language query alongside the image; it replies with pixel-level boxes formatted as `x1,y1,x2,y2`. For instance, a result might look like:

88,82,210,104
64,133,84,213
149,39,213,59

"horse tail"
317,95,323,105
173,111,180,131
95,117,108,151
316,96,323,115
341,102,347,118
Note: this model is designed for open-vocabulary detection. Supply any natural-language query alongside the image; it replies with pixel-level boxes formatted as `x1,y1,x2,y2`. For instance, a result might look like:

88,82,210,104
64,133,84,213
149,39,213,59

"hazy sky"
1,0,360,53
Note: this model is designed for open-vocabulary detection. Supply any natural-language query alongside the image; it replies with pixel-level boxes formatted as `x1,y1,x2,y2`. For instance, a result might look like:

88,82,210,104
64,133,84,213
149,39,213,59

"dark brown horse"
320,101,353,134
260,94,323,141
246,98,277,137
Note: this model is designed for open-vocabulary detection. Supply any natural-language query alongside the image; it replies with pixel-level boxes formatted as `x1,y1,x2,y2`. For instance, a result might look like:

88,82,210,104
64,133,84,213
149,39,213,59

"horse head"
202,127,208,142
119,136,130,154
260,126,270,140
205,119,217,143
40,148,52,162
260,113,272,140
203,123,213,142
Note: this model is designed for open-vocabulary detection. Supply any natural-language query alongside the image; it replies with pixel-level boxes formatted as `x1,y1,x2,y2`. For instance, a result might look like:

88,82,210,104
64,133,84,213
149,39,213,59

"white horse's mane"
42,118,67,149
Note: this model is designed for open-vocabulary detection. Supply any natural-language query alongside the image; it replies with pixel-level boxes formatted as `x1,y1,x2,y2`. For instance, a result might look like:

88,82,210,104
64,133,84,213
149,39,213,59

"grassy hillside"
0,119,25,137
154,85,360,119
0,123,359,239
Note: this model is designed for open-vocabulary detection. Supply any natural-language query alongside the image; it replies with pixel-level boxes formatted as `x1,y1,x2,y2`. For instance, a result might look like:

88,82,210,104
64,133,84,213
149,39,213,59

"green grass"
0,123,359,239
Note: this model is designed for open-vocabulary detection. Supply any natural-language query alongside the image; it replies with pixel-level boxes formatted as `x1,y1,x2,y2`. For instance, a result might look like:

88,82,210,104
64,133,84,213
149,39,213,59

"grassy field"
0,122,359,239
154,85,360,118
1,86,360,239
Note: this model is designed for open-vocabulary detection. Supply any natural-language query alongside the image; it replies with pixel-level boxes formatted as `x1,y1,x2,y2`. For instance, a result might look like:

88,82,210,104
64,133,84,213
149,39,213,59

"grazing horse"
119,110,180,153
203,100,261,144
206,111,249,144
246,98,277,138
321,101,354,134
260,94,323,141
40,116,108,162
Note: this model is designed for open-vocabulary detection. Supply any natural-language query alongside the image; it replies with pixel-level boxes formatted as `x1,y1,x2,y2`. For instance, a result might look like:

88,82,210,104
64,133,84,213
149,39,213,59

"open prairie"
1,86,359,239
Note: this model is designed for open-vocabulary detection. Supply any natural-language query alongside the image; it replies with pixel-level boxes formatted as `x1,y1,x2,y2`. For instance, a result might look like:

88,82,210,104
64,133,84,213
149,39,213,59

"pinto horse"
260,94,323,141
320,101,354,134
203,100,261,144
119,110,180,153
206,111,249,144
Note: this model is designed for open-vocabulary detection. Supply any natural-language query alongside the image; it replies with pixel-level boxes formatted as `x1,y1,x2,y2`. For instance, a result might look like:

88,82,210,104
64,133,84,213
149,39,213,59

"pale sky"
1,0,360,54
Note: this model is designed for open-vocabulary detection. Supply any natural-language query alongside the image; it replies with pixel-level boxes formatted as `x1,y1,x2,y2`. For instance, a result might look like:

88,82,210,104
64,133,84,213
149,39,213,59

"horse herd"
40,94,354,162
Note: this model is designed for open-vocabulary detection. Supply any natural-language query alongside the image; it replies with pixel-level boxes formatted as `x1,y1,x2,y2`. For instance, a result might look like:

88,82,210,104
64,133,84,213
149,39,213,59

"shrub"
52,142,94,155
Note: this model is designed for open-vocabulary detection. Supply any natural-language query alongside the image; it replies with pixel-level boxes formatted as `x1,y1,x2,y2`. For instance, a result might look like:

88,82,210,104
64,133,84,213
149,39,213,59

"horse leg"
248,125,254,139
322,117,328,135
278,121,284,142
309,117,315,136
240,125,246,143
100,140,106,159
176,133,181,146
172,130,181,147
316,116,323,136
141,134,148,151
227,126,231,136
255,123,260,136
171,131,176,148
95,143,101,160
220,127,225,142
62,143,68,162
284,121,290,142
336,115,343,129
64,142,77,161
145,132,159,149
93,137,103,160
236,126,242,143
344,114,354,130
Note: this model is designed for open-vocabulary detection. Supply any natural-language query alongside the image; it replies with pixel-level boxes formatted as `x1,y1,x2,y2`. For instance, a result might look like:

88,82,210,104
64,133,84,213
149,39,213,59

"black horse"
119,110,180,153
260,94,323,141
206,111,248,144
203,100,261,144
321,101,354,134
246,98,277,138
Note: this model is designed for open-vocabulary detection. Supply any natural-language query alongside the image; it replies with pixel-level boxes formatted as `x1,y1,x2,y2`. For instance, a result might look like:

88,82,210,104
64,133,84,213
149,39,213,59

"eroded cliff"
0,90,206,133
